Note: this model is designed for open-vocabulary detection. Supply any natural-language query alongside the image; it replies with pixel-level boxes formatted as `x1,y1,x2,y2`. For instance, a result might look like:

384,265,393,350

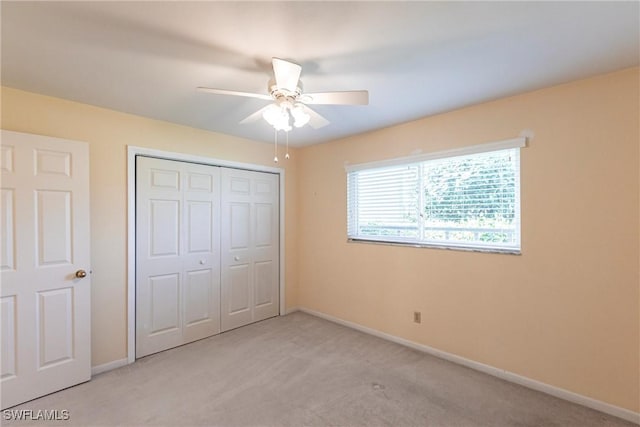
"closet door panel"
221,168,279,332
136,157,220,357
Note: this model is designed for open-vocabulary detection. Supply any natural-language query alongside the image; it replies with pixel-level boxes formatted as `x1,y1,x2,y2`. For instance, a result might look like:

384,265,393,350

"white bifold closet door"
136,157,221,358
220,168,279,332
136,157,279,358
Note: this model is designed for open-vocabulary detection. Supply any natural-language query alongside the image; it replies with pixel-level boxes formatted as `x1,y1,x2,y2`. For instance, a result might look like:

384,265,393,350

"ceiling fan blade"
301,90,369,105
272,58,302,93
197,87,272,101
301,105,330,129
239,105,271,124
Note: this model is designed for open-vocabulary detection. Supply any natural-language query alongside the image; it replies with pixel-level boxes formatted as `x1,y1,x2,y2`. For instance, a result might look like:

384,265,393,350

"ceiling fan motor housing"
268,78,303,104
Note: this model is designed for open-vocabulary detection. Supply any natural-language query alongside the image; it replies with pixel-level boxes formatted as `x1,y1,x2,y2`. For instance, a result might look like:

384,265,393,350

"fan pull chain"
273,129,279,163
285,131,290,160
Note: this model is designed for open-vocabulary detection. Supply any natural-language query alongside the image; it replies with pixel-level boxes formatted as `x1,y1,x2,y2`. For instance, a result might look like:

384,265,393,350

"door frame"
126,146,286,364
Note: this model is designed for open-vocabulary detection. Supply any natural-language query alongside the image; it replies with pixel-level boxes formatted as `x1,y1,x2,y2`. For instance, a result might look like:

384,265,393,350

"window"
347,138,524,253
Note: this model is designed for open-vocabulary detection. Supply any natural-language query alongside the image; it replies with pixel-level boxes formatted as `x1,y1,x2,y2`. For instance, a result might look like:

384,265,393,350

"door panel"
137,158,186,356
1,189,15,271
230,203,250,249
149,274,180,335
181,163,220,344
150,200,180,257
255,204,273,247
36,190,72,266
186,201,212,253
230,177,250,194
184,269,212,325
1,296,16,379
136,157,221,357
1,130,91,410
221,168,279,332
34,149,71,177
1,145,14,172
254,261,274,306
187,172,212,192
150,168,179,189
37,288,74,368
229,264,251,313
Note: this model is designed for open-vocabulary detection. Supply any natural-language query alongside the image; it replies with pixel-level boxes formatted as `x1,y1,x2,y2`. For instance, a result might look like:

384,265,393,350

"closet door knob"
75,269,87,279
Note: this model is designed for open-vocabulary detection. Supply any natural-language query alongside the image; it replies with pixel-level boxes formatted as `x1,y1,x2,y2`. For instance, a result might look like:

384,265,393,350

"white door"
136,157,221,357
1,130,91,409
221,168,279,332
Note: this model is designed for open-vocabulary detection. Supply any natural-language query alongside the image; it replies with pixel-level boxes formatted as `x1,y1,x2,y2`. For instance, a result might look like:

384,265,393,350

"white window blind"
348,165,420,240
347,139,523,253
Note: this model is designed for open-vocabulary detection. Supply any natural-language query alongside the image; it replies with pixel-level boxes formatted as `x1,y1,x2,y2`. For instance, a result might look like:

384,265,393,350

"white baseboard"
91,358,129,376
298,308,640,425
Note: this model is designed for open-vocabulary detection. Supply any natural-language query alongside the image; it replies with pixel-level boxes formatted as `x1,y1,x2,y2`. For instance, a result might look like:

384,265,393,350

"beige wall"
1,87,299,366
296,67,639,412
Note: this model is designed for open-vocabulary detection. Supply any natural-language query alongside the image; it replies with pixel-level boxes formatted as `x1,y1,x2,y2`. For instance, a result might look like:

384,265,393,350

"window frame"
345,137,526,254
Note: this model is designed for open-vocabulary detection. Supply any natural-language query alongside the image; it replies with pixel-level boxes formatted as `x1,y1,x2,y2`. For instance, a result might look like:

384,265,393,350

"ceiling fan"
197,57,369,132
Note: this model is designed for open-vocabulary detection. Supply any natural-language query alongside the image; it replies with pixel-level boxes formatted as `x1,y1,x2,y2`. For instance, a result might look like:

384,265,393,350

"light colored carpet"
4,312,635,426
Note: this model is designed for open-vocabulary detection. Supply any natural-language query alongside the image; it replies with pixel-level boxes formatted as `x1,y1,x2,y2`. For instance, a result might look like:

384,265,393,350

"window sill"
347,238,521,255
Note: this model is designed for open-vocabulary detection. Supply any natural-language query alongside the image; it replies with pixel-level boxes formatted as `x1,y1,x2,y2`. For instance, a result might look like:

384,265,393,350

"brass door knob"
75,269,87,279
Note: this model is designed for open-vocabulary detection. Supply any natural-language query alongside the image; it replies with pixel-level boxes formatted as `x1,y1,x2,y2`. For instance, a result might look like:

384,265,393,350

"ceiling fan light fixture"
291,103,310,128
262,104,279,125
262,104,291,132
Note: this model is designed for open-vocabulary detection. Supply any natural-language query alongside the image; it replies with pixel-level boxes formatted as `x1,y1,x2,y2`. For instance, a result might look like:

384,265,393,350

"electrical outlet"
413,311,421,324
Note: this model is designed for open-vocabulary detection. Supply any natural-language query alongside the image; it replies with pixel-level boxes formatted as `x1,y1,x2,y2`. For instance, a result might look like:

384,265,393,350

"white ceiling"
2,1,638,147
